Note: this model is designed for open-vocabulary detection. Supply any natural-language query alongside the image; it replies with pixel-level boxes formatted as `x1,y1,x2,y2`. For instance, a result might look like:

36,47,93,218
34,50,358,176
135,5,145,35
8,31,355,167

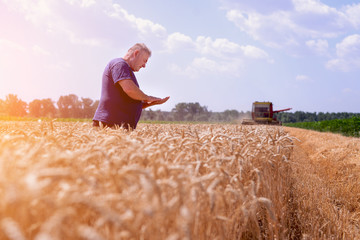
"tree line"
0,94,99,119
0,94,359,122
0,94,251,122
275,111,360,123
141,102,251,122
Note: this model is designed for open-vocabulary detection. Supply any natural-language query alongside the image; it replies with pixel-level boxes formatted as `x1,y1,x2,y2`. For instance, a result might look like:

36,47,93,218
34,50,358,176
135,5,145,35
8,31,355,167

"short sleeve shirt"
93,58,143,129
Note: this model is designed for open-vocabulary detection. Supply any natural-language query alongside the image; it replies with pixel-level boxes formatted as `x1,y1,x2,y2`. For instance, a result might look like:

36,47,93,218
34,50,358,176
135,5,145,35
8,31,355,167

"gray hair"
128,43,151,57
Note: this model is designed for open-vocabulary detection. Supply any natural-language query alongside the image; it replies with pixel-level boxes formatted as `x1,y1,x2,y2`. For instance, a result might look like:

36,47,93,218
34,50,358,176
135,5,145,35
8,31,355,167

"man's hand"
147,96,170,104
145,96,162,103
142,96,170,109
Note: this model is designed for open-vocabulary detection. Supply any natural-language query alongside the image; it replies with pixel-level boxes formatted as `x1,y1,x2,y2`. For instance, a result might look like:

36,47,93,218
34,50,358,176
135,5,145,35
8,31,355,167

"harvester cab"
242,101,292,125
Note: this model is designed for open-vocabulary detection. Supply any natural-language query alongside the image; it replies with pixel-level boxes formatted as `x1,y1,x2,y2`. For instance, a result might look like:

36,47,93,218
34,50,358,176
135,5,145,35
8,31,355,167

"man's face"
132,51,149,72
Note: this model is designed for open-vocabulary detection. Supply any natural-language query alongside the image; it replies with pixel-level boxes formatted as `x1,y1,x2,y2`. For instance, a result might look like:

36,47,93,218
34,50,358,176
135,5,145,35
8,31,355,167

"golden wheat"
0,121,297,239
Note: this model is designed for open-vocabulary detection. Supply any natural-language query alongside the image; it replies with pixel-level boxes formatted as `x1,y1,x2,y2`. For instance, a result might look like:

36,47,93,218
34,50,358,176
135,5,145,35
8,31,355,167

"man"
93,43,169,129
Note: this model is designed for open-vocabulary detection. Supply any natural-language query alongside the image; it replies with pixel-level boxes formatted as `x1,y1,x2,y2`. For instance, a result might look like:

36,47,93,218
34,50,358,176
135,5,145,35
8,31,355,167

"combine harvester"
242,101,292,125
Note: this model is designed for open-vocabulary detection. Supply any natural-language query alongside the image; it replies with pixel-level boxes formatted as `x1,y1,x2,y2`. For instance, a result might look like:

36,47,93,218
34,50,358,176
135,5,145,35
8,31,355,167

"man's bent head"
128,43,151,58
124,43,151,72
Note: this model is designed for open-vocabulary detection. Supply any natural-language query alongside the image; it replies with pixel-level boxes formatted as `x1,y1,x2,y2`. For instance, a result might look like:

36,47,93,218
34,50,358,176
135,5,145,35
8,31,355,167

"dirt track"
284,127,360,238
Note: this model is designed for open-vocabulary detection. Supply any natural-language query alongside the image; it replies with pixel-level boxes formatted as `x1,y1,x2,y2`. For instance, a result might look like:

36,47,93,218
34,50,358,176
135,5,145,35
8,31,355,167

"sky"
1,0,360,113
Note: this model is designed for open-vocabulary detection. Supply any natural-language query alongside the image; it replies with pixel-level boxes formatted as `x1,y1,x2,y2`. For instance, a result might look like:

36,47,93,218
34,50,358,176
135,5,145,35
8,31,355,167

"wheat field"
0,121,358,239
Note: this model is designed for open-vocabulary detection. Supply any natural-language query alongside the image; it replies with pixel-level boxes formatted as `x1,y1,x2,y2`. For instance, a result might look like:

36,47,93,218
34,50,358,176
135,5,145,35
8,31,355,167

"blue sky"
1,0,359,113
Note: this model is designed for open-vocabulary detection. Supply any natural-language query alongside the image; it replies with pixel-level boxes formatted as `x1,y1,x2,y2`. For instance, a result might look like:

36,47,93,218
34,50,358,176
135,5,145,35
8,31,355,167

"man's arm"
118,79,160,102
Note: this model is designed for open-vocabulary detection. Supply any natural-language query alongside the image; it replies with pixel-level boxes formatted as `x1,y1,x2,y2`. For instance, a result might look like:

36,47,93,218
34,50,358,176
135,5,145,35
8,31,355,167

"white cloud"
109,4,167,38
165,32,195,52
165,35,271,77
48,62,71,71
342,88,352,93
296,74,311,82
68,33,101,46
336,34,360,58
194,36,272,62
2,0,53,25
226,9,299,49
326,34,360,71
170,57,244,79
306,39,329,55
2,0,273,84
0,39,26,52
195,36,241,56
2,0,106,47
224,0,354,51
2,0,163,49
169,64,195,78
293,0,334,15
240,45,271,61
326,58,347,71
32,45,50,56
65,0,96,8
220,0,293,14
192,57,218,72
344,3,360,28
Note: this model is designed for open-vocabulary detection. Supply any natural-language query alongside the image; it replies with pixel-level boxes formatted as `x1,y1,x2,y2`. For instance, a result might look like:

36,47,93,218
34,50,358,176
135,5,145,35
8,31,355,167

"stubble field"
0,121,359,239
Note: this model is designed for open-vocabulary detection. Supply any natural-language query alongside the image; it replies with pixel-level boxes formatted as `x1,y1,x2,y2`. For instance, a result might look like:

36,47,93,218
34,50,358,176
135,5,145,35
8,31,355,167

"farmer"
93,43,169,129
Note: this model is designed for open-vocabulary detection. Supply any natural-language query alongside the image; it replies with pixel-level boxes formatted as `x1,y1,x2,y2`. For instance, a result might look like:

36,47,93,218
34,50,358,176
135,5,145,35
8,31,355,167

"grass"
283,116,360,137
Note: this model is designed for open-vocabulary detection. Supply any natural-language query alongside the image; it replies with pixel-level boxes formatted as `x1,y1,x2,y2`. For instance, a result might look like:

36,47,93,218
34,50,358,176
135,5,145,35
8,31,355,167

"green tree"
155,110,165,121
318,112,326,121
4,94,27,117
172,102,209,121
81,97,98,118
29,98,56,117
222,109,240,122
147,109,156,120
294,111,306,122
0,99,5,115
41,98,57,117
92,100,99,117
172,102,187,121
57,94,81,118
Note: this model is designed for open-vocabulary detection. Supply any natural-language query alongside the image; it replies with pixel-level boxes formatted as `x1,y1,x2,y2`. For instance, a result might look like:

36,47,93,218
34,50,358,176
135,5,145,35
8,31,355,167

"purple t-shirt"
93,58,143,129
